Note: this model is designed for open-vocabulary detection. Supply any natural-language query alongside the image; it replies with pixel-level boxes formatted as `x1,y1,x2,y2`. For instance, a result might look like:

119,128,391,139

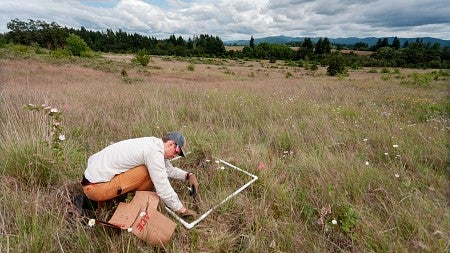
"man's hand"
177,207,197,219
187,173,199,198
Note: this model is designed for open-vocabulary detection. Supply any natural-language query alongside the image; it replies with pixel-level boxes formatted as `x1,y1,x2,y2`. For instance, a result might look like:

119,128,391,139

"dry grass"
0,47,449,252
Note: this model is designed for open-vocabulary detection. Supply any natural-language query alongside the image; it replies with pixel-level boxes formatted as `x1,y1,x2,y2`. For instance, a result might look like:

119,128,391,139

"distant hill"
225,35,450,47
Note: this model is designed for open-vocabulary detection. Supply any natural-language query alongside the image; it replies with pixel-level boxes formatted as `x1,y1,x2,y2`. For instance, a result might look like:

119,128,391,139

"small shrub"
34,47,46,55
187,63,195,71
351,61,361,70
308,63,319,76
52,48,71,58
381,74,391,81
381,67,390,74
400,72,434,87
133,49,150,66
223,67,234,75
11,44,31,54
285,71,293,78
303,61,310,70
122,76,143,84
309,63,318,71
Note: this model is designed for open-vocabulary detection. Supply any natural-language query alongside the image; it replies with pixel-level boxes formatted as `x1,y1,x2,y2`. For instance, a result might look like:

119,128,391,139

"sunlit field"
0,45,449,252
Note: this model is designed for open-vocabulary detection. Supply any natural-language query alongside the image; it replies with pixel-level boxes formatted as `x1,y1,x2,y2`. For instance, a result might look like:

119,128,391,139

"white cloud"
0,0,449,40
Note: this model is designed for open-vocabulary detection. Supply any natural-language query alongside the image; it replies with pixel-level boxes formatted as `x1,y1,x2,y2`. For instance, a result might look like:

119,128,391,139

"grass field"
0,45,449,252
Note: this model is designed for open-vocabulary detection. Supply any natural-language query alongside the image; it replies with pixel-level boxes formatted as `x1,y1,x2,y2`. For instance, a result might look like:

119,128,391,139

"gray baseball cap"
167,131,186,157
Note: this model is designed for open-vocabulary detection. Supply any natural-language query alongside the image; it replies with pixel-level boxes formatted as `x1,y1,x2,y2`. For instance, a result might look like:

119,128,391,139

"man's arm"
145,150,184,212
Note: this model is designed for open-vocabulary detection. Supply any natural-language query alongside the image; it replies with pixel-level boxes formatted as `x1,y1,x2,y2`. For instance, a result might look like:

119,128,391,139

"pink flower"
258,162,266,170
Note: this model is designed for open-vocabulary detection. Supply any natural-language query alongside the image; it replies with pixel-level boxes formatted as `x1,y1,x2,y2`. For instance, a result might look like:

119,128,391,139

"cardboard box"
108,191,176,247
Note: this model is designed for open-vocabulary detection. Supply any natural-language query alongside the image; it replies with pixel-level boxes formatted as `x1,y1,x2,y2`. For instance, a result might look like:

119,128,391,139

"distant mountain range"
224,35,450,47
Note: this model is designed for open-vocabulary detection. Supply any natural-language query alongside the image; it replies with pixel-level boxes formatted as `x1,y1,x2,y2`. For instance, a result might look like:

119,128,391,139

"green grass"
1,45,449,252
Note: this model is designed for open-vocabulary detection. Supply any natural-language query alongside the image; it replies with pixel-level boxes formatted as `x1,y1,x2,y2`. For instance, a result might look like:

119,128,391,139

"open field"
0,47,449,252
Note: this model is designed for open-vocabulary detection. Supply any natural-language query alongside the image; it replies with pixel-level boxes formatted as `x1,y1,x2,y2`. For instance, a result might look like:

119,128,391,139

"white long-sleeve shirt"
84,137,186,211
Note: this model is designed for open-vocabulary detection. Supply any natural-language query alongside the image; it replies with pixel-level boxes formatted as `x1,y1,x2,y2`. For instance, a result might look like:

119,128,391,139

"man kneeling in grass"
80,131,198,218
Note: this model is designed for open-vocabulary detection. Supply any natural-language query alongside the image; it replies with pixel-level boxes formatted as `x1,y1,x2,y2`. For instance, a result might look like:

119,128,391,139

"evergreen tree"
391,36,400,50
322,37,331,54
354,42,369,50
327,53,346,76
315,37,324,54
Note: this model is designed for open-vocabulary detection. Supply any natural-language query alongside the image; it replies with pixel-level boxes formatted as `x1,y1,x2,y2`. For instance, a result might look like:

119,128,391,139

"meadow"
0,45,449,252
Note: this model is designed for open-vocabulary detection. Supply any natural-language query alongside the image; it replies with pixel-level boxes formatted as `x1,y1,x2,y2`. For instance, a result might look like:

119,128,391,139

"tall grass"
1,46,449,252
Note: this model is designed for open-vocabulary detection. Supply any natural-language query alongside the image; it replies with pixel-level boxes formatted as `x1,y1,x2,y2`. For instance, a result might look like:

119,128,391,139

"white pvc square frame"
167,157,258,229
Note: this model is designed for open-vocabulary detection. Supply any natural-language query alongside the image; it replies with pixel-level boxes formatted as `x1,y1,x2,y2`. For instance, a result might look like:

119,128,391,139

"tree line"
2,18,226,57
1,18,449,69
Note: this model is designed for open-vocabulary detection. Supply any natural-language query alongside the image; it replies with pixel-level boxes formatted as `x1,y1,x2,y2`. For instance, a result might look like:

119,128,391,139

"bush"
52,48,71,58
187,63,195,71
66,34,90,57
327,53,346,76
0,36,7,48
133,49,150,66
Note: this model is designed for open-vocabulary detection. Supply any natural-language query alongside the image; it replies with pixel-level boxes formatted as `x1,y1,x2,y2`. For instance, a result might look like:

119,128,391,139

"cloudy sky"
1,0,449,41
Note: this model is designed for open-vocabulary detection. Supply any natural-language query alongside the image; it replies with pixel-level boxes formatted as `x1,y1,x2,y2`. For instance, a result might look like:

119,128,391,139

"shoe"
72,194,98,216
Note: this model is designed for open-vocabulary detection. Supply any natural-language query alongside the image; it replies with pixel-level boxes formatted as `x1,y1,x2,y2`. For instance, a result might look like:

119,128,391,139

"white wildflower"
395,173,400,178
332,219,338,225
58,134,65,141
384,152,389,156
50,108,58,113
365,161,369,166
139,212,146,217
269,240,276,249
363,138,368,142
127,227,133,232
88,219,95,227
393,144,398,148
